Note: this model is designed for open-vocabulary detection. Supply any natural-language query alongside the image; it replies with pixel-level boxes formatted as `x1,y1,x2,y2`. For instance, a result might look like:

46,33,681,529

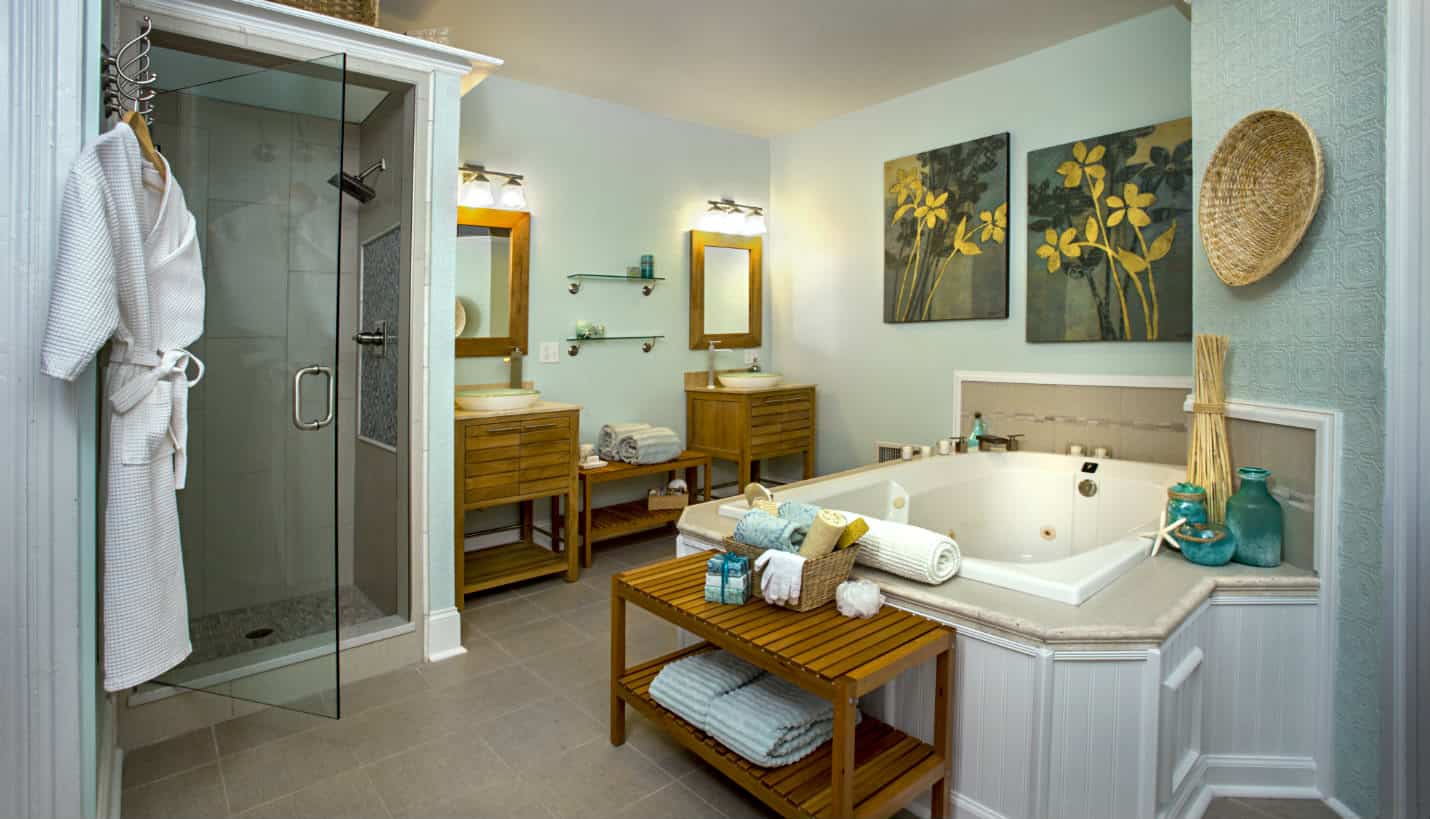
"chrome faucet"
706,340,731,388
507,347,524,389
748,355,761,373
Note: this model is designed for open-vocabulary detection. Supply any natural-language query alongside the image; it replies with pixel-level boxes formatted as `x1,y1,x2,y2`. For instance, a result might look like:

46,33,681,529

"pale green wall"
1191,0,1386,813
454,77,771,493
768,9,1193,473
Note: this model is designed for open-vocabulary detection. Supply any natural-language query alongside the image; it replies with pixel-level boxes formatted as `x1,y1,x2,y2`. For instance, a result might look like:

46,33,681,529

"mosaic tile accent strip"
359,226,401,449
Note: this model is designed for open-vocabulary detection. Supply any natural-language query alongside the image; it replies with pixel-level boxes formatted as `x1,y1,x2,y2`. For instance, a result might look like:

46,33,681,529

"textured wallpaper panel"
1190,0,1385,812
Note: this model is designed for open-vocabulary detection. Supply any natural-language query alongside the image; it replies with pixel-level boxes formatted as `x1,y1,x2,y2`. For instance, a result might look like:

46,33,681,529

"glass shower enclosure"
143,47,409,717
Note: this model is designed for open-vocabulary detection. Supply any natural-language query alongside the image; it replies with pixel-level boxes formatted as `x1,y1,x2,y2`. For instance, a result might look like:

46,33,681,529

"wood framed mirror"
455,207,530,357
689,230,762,349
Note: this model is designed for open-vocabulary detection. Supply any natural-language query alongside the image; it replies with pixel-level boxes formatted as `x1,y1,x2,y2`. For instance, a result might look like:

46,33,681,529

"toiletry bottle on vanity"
968,412,986,451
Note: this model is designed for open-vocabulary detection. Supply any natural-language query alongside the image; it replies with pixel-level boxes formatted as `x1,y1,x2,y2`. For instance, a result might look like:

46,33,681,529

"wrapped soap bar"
705,556,726,603
722,554,750,605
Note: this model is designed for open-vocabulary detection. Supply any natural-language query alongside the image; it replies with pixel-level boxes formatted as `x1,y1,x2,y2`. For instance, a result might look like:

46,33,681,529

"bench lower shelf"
616,643,946,819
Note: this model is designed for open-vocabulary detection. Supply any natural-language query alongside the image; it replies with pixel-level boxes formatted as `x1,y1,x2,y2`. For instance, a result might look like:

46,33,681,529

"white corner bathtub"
719,452,1183,605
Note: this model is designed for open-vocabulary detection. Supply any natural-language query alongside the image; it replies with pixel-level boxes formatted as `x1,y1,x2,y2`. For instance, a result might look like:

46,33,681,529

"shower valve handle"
352,321,390,356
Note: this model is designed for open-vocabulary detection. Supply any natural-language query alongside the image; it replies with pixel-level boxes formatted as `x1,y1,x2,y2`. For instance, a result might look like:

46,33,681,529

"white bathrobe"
41,123,204,691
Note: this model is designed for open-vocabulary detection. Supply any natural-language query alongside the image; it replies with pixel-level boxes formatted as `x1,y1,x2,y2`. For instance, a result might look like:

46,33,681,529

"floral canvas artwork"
884,133,1010,323
1026,117,1193,342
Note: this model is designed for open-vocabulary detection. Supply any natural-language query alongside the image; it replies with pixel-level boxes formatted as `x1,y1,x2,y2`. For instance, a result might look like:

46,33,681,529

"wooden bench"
610,552,956,819
577,450,712,567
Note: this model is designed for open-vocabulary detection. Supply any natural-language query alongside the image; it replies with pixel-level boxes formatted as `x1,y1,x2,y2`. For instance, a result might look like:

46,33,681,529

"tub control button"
1077,478,1098,498
892,496,907,510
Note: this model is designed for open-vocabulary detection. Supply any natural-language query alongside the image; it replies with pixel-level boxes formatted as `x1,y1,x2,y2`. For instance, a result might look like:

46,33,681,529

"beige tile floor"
121,533,1341,819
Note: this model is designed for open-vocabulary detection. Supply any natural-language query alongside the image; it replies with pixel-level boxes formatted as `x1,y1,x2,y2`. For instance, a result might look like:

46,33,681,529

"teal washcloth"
734,508,807,553
706,673,859,767
648,651,765,731
777,501,822,529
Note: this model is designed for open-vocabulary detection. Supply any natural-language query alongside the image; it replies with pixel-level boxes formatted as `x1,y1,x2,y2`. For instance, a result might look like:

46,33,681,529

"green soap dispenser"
969,412,986,452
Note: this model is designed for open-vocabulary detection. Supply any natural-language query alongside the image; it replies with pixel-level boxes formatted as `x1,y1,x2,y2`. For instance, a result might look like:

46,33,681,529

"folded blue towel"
734,508,806,553
777,501,822,529
706,673,859,767
648,651,765,731
616,426,683,464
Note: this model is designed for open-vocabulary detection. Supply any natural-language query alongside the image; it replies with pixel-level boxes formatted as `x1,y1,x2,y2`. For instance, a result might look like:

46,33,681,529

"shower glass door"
150,52,347,717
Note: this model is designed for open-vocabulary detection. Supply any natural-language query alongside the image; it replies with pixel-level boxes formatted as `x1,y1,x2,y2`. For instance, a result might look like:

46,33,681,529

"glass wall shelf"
565,334,664,356
567,273,664,295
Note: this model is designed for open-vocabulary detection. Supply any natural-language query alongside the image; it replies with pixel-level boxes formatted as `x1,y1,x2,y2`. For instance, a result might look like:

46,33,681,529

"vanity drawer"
520,450,570,470
466,444,521,464
464,471,520,503
519,476,570,497
466,422,523,450
520,422,571,445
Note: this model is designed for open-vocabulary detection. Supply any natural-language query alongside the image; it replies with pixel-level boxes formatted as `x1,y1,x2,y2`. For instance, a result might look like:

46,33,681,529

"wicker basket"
273,0,378,25
723,538,860,613
1199,109,1324,287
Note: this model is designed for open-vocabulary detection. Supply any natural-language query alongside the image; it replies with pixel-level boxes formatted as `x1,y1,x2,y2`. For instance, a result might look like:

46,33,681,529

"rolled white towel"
836,513,961,585
598,423,649,460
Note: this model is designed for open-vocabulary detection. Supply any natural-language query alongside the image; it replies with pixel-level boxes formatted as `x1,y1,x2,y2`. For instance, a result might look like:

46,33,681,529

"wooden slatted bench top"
613,551,954,699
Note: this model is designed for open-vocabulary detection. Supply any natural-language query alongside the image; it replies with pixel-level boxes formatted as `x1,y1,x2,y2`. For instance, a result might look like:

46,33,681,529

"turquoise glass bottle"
1227,467,1283,567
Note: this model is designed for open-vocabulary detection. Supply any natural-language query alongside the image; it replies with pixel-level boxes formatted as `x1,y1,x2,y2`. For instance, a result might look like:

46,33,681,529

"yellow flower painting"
884,132,1009,323
1026,118,1193,342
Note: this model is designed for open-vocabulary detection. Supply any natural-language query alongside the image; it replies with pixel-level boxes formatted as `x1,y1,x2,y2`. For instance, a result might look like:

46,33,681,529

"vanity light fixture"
697,198,766,236
459,163,524,209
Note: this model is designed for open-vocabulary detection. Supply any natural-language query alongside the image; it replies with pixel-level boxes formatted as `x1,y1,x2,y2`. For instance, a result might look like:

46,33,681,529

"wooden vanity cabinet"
455,405,579,608
685,385,815,491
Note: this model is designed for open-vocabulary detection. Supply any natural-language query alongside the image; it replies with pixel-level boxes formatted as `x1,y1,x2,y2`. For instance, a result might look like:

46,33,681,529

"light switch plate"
744,349,758,364
539,341,559,363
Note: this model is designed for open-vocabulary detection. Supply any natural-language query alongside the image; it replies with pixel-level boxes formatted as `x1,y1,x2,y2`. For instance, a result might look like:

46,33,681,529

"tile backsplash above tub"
959,380,1190,465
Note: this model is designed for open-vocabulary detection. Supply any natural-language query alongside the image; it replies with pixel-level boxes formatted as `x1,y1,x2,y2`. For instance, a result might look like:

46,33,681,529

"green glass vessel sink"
456,388,541,412
718,373,783,389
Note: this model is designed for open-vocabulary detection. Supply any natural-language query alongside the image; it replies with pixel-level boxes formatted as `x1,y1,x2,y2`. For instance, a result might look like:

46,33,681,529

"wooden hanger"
121,111,166,186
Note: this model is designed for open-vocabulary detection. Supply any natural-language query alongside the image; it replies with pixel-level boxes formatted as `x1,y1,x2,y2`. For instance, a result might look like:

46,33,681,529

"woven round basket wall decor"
1199,109,1324,287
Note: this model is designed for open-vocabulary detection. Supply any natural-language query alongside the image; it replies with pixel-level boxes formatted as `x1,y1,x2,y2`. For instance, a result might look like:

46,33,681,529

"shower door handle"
293,365,336,431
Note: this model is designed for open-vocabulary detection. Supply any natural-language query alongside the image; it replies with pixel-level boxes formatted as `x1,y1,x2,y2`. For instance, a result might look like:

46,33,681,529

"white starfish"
1150,509,1187,557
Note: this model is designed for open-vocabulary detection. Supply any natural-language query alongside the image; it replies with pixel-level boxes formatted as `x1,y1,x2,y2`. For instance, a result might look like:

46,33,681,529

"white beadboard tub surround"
718,452,1184,605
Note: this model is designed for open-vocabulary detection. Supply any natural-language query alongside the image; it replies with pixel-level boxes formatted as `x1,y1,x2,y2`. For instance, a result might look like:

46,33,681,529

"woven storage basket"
723,538,860,613
273,0,378,25
1199,109,1324,287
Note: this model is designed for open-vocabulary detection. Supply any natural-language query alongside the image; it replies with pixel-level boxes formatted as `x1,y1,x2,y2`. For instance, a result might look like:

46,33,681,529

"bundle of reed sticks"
1187,334,1232,523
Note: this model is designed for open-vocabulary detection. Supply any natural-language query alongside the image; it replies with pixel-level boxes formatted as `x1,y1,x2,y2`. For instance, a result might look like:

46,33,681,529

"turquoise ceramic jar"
1228,467,1283,567
1176,522,1235,566
1166,483,1208,528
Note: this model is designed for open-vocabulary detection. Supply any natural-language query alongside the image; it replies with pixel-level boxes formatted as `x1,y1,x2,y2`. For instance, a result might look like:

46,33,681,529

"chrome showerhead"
328,158,386,204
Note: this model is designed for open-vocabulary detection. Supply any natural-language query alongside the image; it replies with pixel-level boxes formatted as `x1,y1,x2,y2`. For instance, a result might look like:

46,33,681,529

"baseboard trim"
1323,797,1362,819
1169,754,1328,819
896,790,1005,819
425,606,466,662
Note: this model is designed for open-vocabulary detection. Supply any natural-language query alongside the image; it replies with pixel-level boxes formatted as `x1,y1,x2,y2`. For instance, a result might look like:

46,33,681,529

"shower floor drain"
244,627,275,640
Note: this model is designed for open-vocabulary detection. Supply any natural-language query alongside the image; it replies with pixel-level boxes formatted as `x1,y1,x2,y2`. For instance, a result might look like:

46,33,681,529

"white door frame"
1382,0,1427,816
1,1,102,818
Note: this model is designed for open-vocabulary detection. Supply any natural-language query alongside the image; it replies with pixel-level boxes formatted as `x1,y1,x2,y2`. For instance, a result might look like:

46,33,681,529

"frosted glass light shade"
723,208,748,234
698,206,726,231
459,178,495,207
500,178,526,208
745,210,767,235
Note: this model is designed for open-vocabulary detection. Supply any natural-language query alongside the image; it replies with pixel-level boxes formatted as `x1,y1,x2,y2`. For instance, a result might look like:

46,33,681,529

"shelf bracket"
568,340,582,356
641,282,655,296
568,281,581,295
642,337,656,353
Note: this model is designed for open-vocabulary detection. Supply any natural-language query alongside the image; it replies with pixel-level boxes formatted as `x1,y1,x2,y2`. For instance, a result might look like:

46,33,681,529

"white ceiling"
382,0,1170,137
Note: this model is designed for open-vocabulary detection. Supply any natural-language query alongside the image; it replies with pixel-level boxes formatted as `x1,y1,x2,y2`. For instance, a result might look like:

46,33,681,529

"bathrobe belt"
109,341,205,488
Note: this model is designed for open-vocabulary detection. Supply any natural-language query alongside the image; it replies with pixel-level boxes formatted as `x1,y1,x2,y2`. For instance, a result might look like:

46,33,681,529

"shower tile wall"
166,97,359,620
